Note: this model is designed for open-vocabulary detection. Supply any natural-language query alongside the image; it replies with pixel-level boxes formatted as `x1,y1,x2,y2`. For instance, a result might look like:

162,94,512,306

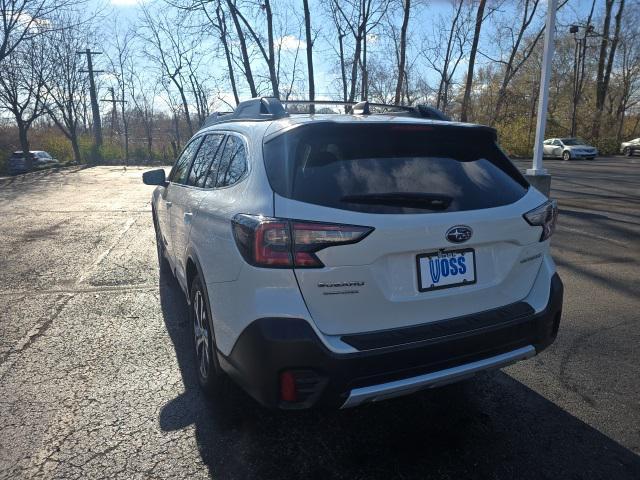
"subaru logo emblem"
446,225,472,244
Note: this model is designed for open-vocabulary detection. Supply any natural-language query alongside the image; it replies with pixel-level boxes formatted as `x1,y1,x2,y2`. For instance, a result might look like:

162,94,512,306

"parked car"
620,138,640,156
143,97,563,409
7,151,33,175
543,138,597,160
32,150,59,167
7,150,59,175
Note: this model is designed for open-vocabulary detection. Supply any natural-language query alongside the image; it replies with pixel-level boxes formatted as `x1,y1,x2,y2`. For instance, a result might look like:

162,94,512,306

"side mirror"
143,169,167,186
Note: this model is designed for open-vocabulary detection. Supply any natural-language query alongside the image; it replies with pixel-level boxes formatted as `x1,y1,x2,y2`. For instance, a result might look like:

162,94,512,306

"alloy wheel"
193,289,211,381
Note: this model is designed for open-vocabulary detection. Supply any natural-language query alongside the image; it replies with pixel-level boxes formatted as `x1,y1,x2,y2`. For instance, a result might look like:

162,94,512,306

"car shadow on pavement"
157,270,640,480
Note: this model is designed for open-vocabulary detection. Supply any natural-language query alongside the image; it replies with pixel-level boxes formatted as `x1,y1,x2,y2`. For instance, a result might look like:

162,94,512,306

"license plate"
417,249,476,292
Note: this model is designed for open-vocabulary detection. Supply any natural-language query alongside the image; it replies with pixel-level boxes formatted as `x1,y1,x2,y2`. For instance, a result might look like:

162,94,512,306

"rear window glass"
215,135,247,188
263,123,528,214
189,134,224,187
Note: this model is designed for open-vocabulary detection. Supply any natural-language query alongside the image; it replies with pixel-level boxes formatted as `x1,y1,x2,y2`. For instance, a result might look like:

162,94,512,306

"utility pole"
527,0,557,197
78,49,103,161
101,87,128,164
101,87,118,137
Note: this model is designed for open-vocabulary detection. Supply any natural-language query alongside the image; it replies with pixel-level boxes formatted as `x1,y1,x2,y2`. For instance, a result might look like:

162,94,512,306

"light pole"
526,0,557,196
569,24,596,137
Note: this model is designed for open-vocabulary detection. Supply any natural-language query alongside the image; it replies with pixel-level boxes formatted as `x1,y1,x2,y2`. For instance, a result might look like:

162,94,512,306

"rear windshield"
263,123,528,214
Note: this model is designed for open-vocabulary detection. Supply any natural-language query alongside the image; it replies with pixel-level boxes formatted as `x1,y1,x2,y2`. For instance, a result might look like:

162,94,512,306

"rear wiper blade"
340,193,452,210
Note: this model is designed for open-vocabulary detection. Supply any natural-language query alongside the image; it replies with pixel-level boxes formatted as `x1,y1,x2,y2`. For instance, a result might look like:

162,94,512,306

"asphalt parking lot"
0,157,639,479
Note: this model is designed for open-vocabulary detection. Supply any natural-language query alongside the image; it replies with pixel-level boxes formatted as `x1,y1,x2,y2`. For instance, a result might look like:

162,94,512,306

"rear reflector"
280,371,298,402
232,214,373,268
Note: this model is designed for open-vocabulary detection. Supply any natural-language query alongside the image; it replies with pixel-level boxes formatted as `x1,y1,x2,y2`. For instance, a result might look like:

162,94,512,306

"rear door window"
188,134,225,187
263,123,528,214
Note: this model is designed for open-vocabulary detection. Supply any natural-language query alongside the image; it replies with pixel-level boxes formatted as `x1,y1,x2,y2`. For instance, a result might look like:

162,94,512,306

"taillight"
232,214,373,268
523,200,558,241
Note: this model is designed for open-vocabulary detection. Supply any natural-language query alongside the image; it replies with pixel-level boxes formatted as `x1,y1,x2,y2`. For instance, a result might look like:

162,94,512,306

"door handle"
166,201,172,207
184,212,193,224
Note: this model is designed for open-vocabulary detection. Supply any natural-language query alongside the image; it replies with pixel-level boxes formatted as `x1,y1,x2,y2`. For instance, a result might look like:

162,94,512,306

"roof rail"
202,97,450,128
202,97,288,127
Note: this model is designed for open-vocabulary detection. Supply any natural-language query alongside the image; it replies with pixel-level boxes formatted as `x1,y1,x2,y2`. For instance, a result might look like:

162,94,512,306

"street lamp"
569,24,596,137
527,0,557,196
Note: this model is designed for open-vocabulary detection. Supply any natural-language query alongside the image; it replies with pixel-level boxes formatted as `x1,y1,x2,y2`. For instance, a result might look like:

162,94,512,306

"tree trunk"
348,32,362,103
214,2,239,105
17,119,30,159
70,130,82,164
147,125,153,159
172,112,181,153
303,0,315,112
361,33,368,100
264,0,279,98
175,83,194,137
460,0,485,122
394,0,411,105
226,0,257,97
338,33,348,103
592,0,617,139
120,98,129,165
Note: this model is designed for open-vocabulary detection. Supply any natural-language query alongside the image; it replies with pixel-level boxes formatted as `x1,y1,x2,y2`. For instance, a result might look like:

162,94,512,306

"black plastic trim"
342,301,534,351
219,273,563,409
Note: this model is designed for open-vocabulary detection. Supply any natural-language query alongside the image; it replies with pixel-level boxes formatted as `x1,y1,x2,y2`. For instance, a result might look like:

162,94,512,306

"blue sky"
89,0,603,108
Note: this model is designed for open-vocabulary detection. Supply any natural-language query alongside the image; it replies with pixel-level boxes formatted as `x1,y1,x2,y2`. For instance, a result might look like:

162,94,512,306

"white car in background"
143,97,563,410
620,138,639,156
543,138,597,161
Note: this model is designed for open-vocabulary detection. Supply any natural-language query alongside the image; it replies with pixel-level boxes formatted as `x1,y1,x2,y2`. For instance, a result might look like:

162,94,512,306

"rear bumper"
219,273,563,409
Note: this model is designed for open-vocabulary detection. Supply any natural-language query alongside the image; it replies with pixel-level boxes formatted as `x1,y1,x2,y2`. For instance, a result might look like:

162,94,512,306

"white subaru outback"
143,97,563,409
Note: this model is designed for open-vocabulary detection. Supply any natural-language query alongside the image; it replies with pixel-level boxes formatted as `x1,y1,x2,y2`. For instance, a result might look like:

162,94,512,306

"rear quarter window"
263,123,528,214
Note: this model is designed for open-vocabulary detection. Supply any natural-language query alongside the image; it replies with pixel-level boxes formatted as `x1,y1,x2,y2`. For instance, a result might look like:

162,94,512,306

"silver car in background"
620,138,639,156
543,138,597,161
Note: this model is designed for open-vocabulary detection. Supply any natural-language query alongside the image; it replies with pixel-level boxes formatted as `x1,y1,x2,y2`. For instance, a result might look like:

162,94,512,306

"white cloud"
276,35,306,51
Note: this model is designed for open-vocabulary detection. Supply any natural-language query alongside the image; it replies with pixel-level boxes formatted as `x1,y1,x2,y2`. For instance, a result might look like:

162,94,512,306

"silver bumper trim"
340,345,536,408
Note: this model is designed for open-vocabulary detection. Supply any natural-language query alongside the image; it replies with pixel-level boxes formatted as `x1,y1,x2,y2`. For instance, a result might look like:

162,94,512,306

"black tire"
152,211,170,273
623,147,631,157
562,151,571,161
190,274,226,396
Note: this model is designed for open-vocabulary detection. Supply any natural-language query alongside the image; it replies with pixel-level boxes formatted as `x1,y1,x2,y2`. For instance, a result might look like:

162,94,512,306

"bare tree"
43,17,90,163
0,0,82,63
331,0,389,103
225,0,257,97
569,0,596,137
0,36,49,158
393,0,410,105
460,0,486,122
612,10,640,143
328,2,349,103
107,24,135,162
140,6,198,136
423,0,472,114
592,0,626,139
129,69,159,159
302,0,315,110
225,0,279,97
484,0,545,125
